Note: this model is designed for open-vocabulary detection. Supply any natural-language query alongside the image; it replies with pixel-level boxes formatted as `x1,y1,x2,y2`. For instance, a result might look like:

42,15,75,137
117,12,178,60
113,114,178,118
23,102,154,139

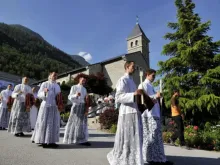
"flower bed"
163,121,220,151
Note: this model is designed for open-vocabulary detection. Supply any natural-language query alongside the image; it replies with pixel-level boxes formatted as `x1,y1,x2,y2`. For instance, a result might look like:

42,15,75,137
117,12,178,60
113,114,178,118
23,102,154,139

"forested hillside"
0,23,81,80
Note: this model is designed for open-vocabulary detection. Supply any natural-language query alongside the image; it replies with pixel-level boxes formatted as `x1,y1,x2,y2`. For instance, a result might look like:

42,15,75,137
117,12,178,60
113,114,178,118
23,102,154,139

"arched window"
130,42,133,47
135,40,138,46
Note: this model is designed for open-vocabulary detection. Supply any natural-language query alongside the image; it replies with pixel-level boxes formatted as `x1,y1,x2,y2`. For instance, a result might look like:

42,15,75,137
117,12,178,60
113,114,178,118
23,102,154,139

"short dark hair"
124,61,135,70
8,84,12,86
74,73,88,83
145,68,156,76
78,73,87,79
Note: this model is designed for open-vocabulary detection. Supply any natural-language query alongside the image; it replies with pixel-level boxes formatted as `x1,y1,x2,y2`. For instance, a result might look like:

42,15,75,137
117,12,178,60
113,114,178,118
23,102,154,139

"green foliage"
60,112,70,122
157,0,220,123
110,124,117,133
72,72,113,95
0,23,81,80
162,132,173,143
184,125,202,147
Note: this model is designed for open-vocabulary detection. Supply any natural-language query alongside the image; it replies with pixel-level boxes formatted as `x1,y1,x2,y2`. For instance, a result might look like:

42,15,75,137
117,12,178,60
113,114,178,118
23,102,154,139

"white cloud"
78,52,92,62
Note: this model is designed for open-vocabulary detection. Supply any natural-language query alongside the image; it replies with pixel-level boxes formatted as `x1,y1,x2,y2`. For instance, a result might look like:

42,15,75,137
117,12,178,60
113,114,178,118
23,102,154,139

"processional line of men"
0,61,185,165
0,72,90,148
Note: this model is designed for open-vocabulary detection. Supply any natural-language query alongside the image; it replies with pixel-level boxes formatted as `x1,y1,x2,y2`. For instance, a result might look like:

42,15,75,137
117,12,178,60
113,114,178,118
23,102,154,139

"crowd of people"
0,61,186,165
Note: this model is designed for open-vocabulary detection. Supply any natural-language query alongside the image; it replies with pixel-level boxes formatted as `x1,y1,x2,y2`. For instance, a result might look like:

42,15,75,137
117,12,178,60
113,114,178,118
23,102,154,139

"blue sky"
1,0,220,69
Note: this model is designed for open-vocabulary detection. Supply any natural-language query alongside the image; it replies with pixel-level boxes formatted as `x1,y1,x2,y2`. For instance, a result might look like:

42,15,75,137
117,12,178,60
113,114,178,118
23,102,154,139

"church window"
135,40,138,46
131,42,133,47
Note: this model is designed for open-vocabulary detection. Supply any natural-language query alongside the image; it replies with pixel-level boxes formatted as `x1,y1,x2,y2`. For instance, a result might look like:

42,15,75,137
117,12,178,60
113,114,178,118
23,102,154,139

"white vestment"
63,84,89,144
138,79,167,163
8,84,32,134
31,81,60,144
0,89,12,128
107,73,144,165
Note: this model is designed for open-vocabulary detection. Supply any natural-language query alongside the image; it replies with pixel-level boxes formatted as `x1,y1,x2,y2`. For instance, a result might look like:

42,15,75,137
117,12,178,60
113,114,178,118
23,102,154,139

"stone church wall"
102,60,126,89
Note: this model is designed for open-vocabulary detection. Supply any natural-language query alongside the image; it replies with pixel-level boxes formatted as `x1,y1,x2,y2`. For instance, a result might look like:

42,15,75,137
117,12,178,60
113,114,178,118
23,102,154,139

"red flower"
193,126,198,130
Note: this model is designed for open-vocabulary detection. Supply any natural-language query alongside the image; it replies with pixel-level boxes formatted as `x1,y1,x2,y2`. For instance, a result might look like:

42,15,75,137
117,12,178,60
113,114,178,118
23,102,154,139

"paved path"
0,128,219,165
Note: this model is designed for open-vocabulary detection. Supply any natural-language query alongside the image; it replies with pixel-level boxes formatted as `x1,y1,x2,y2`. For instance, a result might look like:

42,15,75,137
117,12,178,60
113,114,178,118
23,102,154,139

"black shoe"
14,133,21,137
14,133,19,137
80,142,91,146
42,144,49,148
162,161,174,165
2,128,6,130
43,143,59,148
32,141,35,143
19,132,25,136
50,143,59,148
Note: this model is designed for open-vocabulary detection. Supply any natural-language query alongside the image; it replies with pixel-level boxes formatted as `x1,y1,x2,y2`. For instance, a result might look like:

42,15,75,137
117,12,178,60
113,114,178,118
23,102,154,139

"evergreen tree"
158,0,220,123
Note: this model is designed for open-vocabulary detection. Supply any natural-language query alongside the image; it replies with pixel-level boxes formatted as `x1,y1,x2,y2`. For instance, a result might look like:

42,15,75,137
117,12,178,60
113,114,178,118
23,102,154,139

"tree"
157,0,220,124
71,72,113,95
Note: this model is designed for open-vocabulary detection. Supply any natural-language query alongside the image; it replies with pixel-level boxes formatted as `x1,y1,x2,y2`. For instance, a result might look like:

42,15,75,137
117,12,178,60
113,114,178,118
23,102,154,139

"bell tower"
127,17,150,67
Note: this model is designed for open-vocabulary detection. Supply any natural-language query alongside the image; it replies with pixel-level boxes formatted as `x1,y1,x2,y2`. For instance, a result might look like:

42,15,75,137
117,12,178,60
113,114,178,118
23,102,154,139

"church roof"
31,52,144,85
127,23,150,42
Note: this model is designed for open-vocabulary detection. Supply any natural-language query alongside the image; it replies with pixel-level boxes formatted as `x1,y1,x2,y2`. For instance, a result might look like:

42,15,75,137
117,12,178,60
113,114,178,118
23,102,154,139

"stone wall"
102,60,126,88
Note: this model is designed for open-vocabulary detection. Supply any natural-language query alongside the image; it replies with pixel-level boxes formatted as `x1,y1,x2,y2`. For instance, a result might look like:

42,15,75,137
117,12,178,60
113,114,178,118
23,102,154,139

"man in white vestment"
8,77,32,136
63,74,90,146
0,84,12,130
31,72,61,148
138,69,173,165
107,61,144,165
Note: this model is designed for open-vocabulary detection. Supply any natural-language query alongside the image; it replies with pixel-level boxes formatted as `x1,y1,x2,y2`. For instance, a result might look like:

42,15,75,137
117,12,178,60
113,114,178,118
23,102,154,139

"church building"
32,22,150,89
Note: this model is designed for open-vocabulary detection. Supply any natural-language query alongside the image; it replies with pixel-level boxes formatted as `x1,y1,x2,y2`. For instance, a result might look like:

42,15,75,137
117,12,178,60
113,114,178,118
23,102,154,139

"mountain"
10,24,44,40
70,55,89,66
0,23,82,80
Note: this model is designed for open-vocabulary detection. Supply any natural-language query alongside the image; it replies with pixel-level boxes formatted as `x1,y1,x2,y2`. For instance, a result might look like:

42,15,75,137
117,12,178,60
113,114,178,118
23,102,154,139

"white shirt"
115,73,139,116
12,84,32,102
0,89,12,108
68,84,87,104
37,81,61,107
138,79,160,118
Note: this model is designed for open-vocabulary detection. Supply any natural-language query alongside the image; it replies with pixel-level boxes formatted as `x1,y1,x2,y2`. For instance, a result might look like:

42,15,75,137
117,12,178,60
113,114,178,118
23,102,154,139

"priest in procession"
31,72,61,148
63,74,91,146
8,77,32,137
0,84,13,130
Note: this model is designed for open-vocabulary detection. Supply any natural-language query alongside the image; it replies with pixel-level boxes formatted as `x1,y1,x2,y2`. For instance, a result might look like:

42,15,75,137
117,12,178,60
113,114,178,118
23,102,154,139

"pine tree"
158,0,220,124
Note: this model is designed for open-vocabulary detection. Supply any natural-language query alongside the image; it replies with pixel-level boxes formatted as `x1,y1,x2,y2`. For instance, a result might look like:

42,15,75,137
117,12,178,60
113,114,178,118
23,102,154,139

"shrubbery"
163,120,220,151
99,108,118,130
